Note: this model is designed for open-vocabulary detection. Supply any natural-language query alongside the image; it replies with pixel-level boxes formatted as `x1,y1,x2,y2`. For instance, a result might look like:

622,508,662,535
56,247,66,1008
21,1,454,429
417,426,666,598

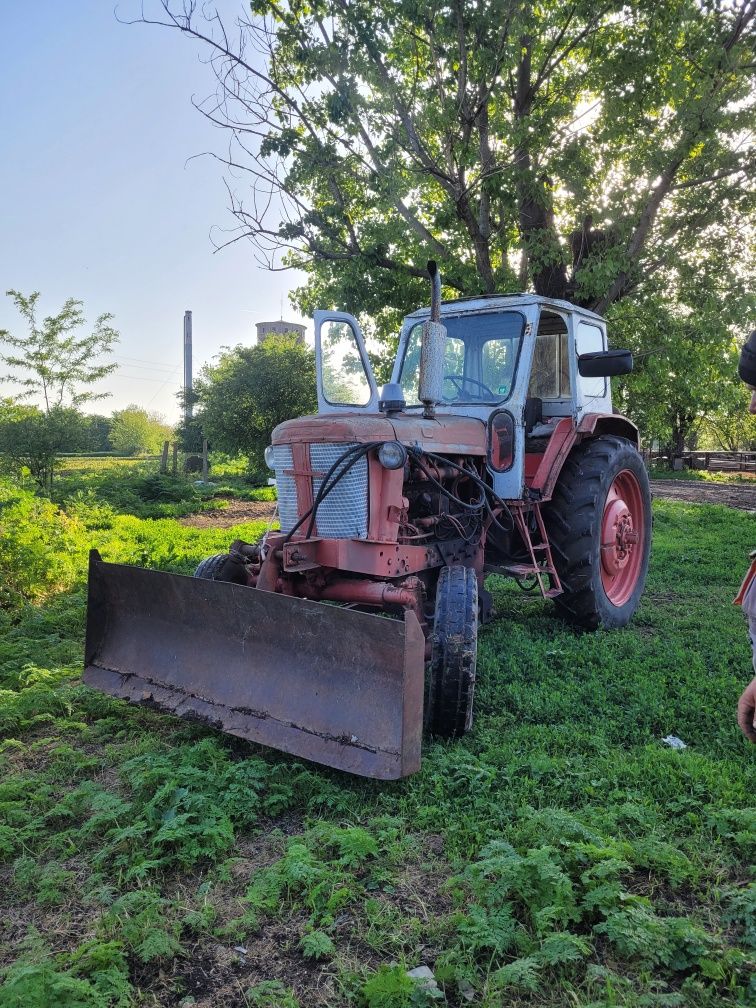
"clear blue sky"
0,1,307,423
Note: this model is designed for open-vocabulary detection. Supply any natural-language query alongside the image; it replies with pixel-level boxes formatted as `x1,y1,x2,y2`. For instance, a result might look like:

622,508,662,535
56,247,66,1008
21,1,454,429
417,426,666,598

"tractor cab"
313,294,633,500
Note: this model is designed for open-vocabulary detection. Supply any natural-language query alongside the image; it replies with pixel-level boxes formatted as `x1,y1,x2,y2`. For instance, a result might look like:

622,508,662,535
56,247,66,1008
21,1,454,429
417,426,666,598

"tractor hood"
272,412,487,455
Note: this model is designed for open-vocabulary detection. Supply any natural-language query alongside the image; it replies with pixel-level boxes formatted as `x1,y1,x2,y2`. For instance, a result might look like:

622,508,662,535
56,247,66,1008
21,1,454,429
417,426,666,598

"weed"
0,479,753,1006
245,980,301,1008
299,930,336,960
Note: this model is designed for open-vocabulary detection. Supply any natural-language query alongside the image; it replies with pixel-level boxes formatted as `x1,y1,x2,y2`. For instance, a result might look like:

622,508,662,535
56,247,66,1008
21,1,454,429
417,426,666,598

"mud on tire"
544,435,651,630
426,565,478,738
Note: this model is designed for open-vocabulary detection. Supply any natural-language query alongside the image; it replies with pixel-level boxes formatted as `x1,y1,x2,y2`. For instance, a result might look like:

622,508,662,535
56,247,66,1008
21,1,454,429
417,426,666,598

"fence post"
202,439,208,481
160,441,169,474
172,442,178,476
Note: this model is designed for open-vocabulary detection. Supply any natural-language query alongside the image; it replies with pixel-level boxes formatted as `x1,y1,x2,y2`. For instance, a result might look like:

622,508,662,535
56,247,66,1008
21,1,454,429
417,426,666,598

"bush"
0,480,82,607
109,405,172,456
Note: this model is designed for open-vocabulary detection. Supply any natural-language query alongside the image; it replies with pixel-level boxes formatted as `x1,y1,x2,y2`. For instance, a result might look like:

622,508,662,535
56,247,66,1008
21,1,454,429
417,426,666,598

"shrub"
0,480,82,607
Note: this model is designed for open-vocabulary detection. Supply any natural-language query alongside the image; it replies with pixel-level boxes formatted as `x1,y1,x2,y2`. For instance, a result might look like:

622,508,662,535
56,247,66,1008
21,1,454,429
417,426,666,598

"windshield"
398,310,525,405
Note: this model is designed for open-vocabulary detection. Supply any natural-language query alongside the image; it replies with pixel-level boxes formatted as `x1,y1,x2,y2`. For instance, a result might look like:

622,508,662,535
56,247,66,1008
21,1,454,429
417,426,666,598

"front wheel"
425,565,478,738
544,435,651,629
193,553,248,585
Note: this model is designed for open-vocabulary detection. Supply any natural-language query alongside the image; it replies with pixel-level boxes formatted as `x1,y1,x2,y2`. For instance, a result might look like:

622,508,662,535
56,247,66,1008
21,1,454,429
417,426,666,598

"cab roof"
403,292,605,325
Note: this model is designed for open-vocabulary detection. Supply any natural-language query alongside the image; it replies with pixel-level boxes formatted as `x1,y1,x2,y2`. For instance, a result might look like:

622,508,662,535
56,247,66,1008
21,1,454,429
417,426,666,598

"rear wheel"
193,553,248,584
425,565,478,738
545,435,651,629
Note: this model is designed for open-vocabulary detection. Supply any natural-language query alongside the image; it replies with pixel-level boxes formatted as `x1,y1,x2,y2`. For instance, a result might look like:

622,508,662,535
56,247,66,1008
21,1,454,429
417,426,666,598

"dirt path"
650,478,756,510
182,499,277,528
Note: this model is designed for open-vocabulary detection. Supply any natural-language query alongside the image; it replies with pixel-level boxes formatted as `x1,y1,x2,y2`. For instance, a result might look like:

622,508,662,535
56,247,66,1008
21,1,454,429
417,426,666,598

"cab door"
314,310,380,414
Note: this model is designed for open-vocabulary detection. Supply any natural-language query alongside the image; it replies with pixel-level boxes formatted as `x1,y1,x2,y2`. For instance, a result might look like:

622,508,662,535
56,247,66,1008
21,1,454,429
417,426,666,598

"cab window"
528,312,571,400
399,311,525,405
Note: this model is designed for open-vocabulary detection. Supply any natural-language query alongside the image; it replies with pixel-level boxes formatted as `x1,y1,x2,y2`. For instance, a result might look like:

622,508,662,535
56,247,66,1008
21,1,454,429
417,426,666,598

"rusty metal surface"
273,412,487,455
282,536,446,577
83,551,425,779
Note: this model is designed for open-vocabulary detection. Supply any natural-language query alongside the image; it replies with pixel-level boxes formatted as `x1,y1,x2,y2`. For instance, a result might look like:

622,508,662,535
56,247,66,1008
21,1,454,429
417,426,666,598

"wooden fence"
649,450,756,473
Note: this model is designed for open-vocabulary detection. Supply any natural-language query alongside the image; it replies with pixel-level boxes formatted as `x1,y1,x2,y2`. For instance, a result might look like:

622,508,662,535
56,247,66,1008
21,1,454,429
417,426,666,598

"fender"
525,412,640,501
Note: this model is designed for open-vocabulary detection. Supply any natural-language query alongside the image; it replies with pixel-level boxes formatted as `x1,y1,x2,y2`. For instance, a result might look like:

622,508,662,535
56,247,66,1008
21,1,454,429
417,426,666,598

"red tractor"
85,264,651,779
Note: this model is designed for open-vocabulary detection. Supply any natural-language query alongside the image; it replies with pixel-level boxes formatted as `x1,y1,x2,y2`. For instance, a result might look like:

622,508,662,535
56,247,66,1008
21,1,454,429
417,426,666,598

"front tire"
425,565,478,738
545,435,651,629
193,553,248,584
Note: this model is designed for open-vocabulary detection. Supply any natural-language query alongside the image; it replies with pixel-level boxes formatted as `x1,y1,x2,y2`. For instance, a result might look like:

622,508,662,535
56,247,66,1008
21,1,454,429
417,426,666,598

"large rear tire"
425,565,478,738
545,435,651,629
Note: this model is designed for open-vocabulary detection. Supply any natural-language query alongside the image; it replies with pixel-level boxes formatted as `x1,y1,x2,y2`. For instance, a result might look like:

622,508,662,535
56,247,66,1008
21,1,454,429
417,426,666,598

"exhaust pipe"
418,260,446,418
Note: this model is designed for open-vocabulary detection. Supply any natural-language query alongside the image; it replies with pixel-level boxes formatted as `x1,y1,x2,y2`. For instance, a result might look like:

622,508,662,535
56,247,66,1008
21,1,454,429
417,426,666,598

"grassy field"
648,467,756,484
0,474,754,1007
50,456,275,520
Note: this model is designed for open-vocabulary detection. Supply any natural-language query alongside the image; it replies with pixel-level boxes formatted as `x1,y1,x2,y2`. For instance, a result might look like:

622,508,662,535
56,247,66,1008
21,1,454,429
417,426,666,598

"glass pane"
399,312,524,405
528,334,559,399
482,339,517,397
321,321,371,406
441,337,466,399
576,322,606,399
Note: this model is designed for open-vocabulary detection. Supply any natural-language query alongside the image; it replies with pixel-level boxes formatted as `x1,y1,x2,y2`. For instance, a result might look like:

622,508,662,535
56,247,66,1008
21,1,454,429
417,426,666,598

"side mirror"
578,349,633,378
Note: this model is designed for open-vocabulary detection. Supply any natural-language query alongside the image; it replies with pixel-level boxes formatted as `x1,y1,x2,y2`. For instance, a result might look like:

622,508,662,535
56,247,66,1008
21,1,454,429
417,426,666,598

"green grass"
0,478,753,1007
49,453,273,519
649,466,755,484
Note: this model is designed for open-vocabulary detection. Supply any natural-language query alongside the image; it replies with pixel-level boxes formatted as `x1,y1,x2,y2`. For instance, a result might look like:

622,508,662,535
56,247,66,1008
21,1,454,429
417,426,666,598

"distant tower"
255,318,306,344
183,310,192,422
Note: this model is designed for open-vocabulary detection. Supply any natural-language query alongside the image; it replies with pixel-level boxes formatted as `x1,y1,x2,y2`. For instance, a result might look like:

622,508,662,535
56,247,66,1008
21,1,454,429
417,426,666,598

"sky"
0,1,308,423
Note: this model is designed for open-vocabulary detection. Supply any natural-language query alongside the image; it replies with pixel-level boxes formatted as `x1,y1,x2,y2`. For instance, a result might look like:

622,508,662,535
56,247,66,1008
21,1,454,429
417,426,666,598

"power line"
113,360,178,374
113,371,181,384
113,354,177,370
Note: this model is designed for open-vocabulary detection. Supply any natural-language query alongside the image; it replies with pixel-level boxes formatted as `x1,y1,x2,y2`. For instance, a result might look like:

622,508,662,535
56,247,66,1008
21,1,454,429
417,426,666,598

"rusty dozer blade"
83,551,425,779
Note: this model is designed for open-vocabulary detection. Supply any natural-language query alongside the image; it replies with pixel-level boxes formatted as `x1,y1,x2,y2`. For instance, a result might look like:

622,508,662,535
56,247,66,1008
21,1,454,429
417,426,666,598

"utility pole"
183,310,192,425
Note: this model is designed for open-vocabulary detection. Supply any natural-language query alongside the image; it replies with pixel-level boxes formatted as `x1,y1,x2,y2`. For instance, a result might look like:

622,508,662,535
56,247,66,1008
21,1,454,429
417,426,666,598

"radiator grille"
270,442,369,539
310,443,369,539
269,444,298,533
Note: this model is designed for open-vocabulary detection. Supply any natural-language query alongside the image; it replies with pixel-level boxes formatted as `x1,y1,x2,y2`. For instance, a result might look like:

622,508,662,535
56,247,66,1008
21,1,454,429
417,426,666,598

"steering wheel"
444,373,496,399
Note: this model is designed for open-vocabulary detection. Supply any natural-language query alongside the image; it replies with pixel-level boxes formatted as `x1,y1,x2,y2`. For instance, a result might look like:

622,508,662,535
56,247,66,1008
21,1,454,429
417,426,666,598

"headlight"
264,444,276,470
378,441,407,470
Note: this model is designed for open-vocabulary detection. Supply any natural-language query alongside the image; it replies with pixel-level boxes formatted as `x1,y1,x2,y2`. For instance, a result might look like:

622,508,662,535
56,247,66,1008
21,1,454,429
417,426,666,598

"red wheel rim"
600,469,645,607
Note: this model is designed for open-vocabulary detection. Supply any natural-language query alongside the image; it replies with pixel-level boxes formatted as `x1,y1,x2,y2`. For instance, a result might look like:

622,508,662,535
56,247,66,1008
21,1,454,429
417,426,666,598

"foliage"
700,379,756,452
0,476,753,1006
361,965,418,1008
140,1,755,340
0,402,91,491
193,334,317,471
610,259,755,456
0,290,117,412
0,480,82,607
245,981,300,1008
108,404,172,456
52,455,272,518
0,940,132,1008
84,415,114,454
174,388,204,453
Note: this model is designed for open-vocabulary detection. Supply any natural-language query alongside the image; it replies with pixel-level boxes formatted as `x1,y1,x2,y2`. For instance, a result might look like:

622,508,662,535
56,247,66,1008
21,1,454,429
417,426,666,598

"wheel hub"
601,498,637,574
599,469,646,606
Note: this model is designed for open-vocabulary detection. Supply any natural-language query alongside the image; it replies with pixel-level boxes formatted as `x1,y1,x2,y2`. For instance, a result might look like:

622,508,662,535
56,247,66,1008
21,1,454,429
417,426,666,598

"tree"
700,379,756,452
0,291,118,412
174,388,205,453
109,406,173,456
610,252,755,460
0,401,90,492
85,414,114,453
134,1,755,339
193,334,317,471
